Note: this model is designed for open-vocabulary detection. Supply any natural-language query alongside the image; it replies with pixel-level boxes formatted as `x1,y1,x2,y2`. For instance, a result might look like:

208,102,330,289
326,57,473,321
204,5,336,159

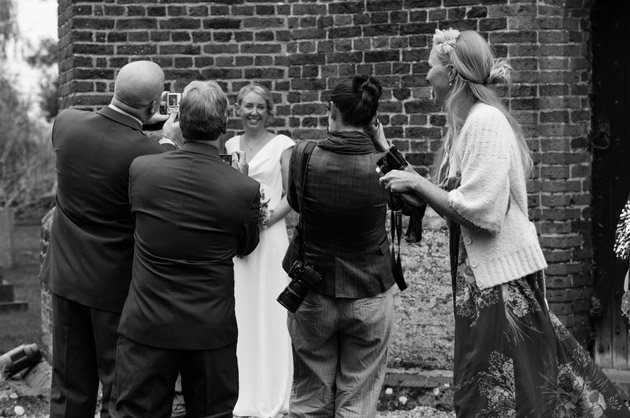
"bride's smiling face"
237,92,269,130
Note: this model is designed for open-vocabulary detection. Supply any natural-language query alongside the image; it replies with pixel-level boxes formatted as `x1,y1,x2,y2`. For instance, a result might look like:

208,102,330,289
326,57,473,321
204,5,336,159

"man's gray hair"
179,80,229,142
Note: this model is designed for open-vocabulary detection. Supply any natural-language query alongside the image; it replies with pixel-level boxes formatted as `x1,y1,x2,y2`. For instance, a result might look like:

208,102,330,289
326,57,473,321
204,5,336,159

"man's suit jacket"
118,141,261,350
39,106,166,312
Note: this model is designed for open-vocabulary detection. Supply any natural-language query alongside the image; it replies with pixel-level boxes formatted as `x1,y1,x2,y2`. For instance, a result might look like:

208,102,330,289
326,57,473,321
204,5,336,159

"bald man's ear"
149,99,160,116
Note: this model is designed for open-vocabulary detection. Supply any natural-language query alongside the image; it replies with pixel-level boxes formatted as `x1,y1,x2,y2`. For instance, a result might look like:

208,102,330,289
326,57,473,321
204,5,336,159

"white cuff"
159,137,176,147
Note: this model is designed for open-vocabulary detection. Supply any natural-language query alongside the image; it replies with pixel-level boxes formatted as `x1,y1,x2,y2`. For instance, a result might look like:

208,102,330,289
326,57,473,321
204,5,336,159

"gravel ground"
2,374,456,418
378,407,455,418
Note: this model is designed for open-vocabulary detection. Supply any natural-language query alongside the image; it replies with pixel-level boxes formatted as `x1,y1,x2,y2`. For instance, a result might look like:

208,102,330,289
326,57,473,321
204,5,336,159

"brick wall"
53,0,596,357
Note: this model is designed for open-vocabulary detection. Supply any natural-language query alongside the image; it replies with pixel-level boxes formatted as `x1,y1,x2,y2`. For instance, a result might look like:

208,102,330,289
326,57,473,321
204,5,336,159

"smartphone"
220,154,233,165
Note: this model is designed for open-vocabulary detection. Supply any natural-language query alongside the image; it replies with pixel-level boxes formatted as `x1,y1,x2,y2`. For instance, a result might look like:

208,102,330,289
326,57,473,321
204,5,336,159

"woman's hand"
232,150,248,174
370,119,390,152
379,169,423,194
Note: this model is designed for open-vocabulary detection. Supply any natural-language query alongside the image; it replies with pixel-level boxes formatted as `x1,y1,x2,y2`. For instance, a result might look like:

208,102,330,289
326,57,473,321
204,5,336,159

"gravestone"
0,208,14,268
0,208,28,313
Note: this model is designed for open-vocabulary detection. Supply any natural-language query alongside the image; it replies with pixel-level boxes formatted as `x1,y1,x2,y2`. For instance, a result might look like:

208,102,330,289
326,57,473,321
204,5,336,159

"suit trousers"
50,293,120,418
110,335,238,418
287,288,394,418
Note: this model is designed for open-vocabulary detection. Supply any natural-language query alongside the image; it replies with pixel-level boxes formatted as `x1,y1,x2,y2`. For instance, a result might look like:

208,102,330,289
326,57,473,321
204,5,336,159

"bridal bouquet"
615,197,630,262
258,189,271,228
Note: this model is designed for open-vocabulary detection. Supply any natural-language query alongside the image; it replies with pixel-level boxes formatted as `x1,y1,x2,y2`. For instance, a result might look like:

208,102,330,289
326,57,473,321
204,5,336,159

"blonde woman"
381,29,629,417
225,83,294,418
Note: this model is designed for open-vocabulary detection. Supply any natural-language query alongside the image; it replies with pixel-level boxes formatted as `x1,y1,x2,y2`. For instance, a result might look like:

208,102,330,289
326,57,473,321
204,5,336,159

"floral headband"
434,28,461,55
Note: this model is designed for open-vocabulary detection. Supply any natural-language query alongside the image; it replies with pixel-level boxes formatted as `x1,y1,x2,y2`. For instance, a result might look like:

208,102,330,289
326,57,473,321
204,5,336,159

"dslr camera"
375,145,408,176
376,145,417,212
277,260,323,313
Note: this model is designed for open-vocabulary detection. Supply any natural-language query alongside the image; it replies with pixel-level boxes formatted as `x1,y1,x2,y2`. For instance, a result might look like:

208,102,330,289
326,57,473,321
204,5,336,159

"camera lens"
277,280,310,313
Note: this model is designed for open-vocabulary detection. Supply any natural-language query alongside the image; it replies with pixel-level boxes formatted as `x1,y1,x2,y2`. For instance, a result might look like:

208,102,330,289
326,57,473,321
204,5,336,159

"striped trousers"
287,288,394,418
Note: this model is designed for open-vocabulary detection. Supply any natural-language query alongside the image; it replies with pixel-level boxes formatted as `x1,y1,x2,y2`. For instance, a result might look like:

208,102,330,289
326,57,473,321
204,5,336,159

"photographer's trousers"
287,288,394,418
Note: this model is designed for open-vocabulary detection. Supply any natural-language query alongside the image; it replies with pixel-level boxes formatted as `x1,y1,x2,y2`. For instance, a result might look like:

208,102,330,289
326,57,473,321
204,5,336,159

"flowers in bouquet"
614,198,630,261
258,189,272,228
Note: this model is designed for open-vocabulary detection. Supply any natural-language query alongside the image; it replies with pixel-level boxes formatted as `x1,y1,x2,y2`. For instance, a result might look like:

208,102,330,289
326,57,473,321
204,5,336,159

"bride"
225,83,295,418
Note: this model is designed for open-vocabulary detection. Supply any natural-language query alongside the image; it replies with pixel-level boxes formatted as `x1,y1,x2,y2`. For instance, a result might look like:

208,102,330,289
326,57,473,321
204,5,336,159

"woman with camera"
224,83,295,418
282,74,395,418
380,28,629,417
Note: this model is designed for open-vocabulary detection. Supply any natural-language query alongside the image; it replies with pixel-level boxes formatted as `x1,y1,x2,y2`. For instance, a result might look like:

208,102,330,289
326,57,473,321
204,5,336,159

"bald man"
39,60,177,418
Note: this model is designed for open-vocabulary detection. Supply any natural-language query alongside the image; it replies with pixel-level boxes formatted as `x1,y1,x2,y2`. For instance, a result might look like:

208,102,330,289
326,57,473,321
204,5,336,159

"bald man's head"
113,61,165,109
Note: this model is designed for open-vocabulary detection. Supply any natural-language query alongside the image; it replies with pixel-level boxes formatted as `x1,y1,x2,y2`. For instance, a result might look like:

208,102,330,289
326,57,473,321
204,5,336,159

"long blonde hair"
432,29,533,185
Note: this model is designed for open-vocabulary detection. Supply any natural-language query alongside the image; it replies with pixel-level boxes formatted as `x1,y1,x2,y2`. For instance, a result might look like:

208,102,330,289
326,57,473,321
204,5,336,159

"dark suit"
111,141,260,418
39,106,167,418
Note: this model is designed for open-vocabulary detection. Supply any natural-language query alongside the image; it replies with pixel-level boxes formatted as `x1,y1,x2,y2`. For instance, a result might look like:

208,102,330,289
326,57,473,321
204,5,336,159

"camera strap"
390,209,408,291
295,140,317,261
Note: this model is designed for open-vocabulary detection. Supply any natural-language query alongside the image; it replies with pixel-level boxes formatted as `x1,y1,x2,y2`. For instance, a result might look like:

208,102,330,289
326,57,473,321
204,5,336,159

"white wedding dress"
225,134,295,418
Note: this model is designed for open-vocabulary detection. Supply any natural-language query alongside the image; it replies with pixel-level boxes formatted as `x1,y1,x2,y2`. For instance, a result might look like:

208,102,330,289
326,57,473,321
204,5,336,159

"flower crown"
434,28,461,55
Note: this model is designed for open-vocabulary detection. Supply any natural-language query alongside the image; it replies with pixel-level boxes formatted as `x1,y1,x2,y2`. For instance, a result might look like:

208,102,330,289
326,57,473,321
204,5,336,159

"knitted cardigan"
448,103,547,289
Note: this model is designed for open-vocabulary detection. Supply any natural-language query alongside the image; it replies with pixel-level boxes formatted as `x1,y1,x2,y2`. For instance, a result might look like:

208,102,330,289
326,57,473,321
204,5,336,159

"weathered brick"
242,17,285,29
204,18,241,30
116,18,157,30
367,0,404,12
328,26,361,39
116,44,157,55
147,6,166,16
74,17,115,30
127,6,145,17
128,32,150,43
160,44,201,55
72,4,93,15
74,44,115,55
293,3,327,15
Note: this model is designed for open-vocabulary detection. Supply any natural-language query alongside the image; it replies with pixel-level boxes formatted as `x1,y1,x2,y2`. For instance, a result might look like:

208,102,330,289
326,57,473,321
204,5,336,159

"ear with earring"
447,64,455,87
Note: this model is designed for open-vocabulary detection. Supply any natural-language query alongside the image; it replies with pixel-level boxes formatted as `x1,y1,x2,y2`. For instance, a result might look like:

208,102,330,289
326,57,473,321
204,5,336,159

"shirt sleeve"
448,109,513,233
225,136,238,154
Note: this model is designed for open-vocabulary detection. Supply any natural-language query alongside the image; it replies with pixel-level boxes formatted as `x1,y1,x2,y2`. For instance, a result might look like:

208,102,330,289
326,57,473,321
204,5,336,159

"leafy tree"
0,0,17,58
0,0,56,219
26,37,59,120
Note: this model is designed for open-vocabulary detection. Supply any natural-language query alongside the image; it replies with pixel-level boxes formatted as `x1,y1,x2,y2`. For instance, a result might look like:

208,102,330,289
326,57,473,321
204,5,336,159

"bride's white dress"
225,134,295,418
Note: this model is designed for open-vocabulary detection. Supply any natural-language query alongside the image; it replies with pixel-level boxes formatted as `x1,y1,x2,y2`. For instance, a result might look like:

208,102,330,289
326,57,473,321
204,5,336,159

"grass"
0,263,43,354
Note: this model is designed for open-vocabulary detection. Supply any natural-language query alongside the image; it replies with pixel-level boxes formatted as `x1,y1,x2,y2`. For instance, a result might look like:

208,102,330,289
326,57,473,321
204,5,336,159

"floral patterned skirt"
451,235,630,418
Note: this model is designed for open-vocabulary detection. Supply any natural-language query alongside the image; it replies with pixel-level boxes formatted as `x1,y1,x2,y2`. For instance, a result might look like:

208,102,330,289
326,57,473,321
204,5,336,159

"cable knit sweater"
448,103,547,289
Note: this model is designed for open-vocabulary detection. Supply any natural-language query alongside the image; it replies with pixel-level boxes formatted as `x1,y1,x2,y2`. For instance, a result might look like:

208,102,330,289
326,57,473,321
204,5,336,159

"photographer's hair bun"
332,74,382,128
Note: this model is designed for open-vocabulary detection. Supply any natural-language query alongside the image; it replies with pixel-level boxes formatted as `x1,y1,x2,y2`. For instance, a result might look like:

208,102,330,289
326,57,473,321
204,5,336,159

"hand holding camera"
375,145,408,176
377,146,426,210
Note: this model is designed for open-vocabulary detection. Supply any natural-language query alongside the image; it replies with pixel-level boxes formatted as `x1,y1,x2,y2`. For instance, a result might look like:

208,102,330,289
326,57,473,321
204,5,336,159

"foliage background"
0,0,57,223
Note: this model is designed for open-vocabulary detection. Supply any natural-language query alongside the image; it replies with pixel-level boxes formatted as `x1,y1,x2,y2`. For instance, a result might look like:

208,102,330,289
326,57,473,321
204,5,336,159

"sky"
7,0,57,96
